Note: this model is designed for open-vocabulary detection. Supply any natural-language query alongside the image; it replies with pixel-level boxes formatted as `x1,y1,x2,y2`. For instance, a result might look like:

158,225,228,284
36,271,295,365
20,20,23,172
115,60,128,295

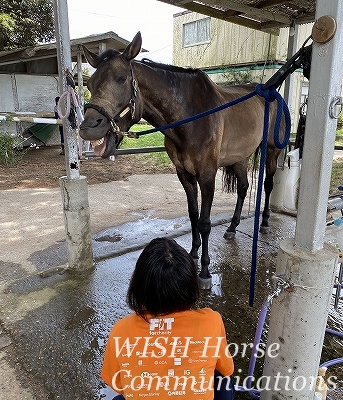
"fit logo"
149,317,174,331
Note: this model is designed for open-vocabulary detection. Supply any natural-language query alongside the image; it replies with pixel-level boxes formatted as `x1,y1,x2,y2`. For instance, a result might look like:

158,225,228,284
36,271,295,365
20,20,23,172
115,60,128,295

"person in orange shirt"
101,237,235,399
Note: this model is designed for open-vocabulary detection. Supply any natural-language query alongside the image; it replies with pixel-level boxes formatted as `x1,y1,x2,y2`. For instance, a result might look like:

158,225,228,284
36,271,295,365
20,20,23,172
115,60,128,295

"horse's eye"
116,76,126,83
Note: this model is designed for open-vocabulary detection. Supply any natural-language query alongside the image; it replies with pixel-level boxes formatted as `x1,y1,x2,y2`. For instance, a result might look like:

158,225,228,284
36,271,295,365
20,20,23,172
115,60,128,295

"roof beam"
160,0,315,32
176,1,230,18
256,0,291,8
199,0,292,24
172,1,280,33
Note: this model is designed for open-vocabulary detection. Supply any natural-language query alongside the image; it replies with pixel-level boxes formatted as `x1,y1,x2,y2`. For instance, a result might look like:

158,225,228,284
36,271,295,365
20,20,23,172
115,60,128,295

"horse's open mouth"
91,135,107,157
88,131,120,158
91,132,116,158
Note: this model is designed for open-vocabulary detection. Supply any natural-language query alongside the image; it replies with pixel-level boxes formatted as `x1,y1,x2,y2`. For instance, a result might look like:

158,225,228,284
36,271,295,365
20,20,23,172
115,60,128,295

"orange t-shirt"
101,308,234,399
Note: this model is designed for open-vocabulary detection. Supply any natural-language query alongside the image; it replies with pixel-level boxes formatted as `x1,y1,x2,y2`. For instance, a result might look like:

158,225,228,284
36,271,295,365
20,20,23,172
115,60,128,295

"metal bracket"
329,96,343,119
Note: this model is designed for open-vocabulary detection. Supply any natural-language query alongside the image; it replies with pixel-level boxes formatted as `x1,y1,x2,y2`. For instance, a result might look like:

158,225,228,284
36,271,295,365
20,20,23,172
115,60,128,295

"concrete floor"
0,209,342,399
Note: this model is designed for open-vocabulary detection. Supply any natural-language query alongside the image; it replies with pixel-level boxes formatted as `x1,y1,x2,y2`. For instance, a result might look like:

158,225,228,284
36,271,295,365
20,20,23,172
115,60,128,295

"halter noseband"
84,66,138,136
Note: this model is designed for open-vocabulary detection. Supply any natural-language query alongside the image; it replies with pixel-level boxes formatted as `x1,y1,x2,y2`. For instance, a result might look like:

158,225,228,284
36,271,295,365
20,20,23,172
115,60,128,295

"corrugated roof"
158,0,316,33
0,31,147,67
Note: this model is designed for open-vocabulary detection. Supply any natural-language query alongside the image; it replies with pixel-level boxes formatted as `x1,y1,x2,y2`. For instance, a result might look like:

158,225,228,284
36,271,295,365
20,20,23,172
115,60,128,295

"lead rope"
129,89,258,137
57,75,84,157
57,86,84,129
249,84,291,306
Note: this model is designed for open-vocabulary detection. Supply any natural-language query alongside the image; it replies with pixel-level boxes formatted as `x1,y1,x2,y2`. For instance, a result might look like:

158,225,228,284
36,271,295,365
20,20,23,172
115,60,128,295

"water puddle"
95,234,123,243
65,306,96,330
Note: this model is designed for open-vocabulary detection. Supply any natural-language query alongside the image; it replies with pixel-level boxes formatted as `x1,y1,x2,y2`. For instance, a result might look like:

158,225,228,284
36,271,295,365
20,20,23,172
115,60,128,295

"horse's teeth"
92,138,104,146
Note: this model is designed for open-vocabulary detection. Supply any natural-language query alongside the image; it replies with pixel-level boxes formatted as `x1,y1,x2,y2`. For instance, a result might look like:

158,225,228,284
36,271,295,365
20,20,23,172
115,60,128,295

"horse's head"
79,32,143,158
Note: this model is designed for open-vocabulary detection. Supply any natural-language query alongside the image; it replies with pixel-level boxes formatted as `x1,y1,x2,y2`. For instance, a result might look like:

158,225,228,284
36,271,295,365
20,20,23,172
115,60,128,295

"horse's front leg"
176,170,201,262
197,174,216,289
223,161,249,240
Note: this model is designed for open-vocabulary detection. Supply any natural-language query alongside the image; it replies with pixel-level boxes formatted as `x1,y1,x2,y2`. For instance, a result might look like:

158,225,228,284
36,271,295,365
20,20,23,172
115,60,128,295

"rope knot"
255,83,278,103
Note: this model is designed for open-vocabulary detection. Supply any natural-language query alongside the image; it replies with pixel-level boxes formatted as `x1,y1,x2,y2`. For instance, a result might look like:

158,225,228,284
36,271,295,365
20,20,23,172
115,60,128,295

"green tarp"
28,123,57,145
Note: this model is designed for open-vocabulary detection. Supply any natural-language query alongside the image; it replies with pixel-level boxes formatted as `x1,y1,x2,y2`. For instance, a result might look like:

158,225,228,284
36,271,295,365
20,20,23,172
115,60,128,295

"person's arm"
215,318,234,377
101,326,124,393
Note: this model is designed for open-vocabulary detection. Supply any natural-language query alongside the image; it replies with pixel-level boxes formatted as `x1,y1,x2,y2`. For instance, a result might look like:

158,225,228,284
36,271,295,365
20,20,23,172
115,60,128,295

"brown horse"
79,32,285,288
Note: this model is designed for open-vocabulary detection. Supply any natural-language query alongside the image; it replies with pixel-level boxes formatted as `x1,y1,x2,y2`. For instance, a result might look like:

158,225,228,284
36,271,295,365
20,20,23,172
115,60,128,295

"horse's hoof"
191,258,199,267
198,276,212,289
223,230,236,240
259,225,270,234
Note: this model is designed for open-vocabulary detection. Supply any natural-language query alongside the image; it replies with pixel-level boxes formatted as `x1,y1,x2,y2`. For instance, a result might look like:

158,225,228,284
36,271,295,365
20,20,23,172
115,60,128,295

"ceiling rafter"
158,0,316,32
198,0,292,23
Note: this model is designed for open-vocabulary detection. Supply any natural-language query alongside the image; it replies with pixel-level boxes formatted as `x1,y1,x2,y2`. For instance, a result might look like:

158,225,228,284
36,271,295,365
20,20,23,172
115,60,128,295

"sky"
66,0,184,64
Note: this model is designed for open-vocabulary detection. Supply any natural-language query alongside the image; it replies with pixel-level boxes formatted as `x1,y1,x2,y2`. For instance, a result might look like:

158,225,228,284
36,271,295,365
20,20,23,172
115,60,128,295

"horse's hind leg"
176,169,201,262
260,148,280,233
223,161,249,240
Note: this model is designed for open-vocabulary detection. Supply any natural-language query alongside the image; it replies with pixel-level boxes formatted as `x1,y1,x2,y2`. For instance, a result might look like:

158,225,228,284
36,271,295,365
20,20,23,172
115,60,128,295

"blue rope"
249,84,291,306
130,83,291,307
132,89,258,136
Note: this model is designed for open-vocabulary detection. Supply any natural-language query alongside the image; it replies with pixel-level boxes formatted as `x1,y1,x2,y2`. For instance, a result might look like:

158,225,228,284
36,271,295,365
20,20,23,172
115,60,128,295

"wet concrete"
0,211,342,399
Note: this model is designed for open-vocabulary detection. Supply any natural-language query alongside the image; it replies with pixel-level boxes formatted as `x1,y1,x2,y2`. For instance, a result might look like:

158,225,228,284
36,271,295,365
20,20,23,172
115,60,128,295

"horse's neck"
134,62,187,128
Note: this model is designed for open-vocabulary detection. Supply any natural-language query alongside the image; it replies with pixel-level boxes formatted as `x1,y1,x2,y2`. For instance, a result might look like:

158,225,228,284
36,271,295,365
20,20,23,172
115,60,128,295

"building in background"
172,10,312,132
0,32,138,146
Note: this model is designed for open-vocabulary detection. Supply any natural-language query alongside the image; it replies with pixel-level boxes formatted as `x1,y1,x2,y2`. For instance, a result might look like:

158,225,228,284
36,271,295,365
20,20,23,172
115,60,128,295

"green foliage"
220,66,255,86
330,158,343,195
0,132,27,165
0,0,54,51
80,66,92,103
337,113,343,130
121,124,172,167
336,129,343,145
82,86,91,103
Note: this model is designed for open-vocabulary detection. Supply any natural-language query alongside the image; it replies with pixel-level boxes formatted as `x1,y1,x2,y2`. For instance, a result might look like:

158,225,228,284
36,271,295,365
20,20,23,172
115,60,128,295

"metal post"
283,22,298,110
261,1,342,398
270,23,300,212
53,0,79,179
53,0,94,274
76,49,84,108
76,48,86,155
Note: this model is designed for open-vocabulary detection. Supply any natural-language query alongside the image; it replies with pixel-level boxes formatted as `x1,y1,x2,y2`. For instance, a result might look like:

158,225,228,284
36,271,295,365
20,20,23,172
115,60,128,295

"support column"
53,0,94,273
262,0,343,398
60,176,94,274
261,238,336,399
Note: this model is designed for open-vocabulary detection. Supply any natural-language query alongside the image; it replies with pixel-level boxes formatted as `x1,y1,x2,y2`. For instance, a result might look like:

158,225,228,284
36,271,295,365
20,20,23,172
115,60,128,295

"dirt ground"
0,145,175,190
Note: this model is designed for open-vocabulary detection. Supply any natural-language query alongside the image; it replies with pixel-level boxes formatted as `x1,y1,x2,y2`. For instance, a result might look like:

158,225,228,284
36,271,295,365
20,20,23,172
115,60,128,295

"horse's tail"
222,148,260,193
222,165,236,193
251,146,260,173
248,147,260,187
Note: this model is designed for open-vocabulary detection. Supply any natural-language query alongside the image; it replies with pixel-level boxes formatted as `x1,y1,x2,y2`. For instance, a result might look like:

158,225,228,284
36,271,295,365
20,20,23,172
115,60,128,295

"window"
182,18,211,47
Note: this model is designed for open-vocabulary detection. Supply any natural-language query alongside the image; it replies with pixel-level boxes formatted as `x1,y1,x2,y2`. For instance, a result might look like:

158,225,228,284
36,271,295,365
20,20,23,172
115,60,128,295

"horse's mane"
98,49,120,63
97,51,202,76
139,58,202,76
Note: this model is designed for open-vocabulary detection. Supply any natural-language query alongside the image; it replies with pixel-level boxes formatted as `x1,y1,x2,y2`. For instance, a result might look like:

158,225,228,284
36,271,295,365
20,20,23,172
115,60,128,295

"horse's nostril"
96,119,103,126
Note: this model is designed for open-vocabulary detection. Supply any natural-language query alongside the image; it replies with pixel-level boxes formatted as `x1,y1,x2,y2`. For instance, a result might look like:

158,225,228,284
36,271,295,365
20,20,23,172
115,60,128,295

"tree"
0,0,55,51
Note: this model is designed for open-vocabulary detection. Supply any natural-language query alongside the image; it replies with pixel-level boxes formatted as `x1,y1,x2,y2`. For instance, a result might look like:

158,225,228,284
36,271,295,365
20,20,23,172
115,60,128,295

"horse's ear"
122,31,142,61
82,45,101,68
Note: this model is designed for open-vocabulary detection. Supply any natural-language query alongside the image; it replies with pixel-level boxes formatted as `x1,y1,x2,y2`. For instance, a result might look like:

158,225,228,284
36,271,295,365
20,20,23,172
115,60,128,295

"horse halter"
84,66,138,136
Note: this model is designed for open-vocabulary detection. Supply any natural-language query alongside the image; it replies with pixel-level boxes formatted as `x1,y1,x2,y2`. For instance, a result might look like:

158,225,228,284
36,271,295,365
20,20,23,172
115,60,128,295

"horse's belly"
218,139,261,166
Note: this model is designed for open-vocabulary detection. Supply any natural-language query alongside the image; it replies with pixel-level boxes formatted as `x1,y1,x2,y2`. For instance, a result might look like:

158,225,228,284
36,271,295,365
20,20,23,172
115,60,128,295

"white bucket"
283,148,301,211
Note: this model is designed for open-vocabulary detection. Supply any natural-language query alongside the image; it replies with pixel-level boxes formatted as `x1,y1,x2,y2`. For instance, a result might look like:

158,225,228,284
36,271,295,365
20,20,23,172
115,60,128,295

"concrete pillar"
260,238,337,399
262,1,343,398
53,0,94,274
60,176,94,274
